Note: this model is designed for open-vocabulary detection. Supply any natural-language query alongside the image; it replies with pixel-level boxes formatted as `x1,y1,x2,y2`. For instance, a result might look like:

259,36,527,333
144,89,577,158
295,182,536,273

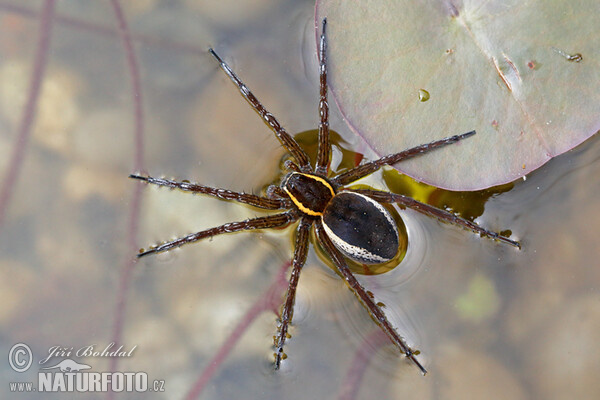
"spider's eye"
321,192,399,264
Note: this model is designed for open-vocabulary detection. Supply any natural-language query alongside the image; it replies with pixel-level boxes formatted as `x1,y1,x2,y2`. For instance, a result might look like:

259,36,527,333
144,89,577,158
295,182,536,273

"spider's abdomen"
283,172,335,216
322,192,399,264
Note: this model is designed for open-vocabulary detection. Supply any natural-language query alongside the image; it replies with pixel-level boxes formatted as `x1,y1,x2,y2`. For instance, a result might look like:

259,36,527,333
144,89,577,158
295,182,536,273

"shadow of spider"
130,19,520,375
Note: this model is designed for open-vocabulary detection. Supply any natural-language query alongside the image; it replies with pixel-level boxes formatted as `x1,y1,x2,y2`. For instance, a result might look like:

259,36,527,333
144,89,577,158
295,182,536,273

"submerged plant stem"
106,2,146,400
339,330,390,400
0,0,56,229
185,262,291,400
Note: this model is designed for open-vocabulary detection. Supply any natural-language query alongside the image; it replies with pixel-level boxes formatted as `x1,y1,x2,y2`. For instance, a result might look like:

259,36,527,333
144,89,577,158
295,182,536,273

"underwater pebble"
63,165,128,203
0,134,10,177
72,109,135,170
36,215,101,276
504,285,564,345
131,6,215,92
72,108,165,170
123,316,190,375
435,344,527,400
0,260,36,325
184,0,281,27
504,211,596,344
172,287,265,355
2,151,51,220
0,60,81,155
389,371,432,398
525,294,600,399
122,0,159,16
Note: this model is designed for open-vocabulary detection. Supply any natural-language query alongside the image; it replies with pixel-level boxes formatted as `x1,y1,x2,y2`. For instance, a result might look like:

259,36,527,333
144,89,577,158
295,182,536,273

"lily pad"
315,0,600,190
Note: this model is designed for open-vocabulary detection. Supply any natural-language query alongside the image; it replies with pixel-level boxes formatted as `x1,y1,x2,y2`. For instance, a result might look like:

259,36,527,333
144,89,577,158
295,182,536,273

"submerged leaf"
315,0,600,190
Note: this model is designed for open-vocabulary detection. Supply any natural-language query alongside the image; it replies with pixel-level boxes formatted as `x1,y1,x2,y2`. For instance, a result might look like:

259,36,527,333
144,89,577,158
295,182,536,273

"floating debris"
551,47,582,62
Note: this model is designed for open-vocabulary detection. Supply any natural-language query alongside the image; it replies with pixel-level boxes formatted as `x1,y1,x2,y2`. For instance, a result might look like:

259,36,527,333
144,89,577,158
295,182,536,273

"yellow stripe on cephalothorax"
291,199,322,216
283,172,335,216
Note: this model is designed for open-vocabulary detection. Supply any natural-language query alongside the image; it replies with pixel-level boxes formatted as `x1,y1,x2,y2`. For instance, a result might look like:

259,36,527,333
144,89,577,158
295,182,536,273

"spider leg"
315,18,330,176
333,130,476,186
283,160,302,173
208,48,312,172
137,211,298,258
274,218,311,369
314,220,428,375
266,185,289,201
130,174,291,209
351,189,521,248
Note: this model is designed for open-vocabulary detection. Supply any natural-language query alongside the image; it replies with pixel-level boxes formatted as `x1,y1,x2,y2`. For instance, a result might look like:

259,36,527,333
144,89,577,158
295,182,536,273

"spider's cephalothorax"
130,19,520,375
282,172,334,216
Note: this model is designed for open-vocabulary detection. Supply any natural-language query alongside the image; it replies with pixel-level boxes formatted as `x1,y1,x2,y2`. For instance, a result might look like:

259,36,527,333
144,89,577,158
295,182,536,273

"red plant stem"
338,330,391,400
0,0,56,229
185,262,291,400
106,2,145,400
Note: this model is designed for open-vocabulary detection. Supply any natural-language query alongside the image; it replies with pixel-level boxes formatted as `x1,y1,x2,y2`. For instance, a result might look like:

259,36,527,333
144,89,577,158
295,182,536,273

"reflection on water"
1,1,599,399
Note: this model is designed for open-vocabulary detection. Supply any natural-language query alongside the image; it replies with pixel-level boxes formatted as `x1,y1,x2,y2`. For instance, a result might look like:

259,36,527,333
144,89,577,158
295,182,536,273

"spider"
130,19,520,375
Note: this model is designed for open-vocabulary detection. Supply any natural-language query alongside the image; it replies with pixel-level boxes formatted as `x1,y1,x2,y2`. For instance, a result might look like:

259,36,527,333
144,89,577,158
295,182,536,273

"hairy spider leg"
351,189,521,248
283,160,302,173
208,48,312,172
266,185,289,201
315,18,330,176
129,174,291,209
137,211,298,258
274,218,311,369
333,130,476,186
314,220,428,375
